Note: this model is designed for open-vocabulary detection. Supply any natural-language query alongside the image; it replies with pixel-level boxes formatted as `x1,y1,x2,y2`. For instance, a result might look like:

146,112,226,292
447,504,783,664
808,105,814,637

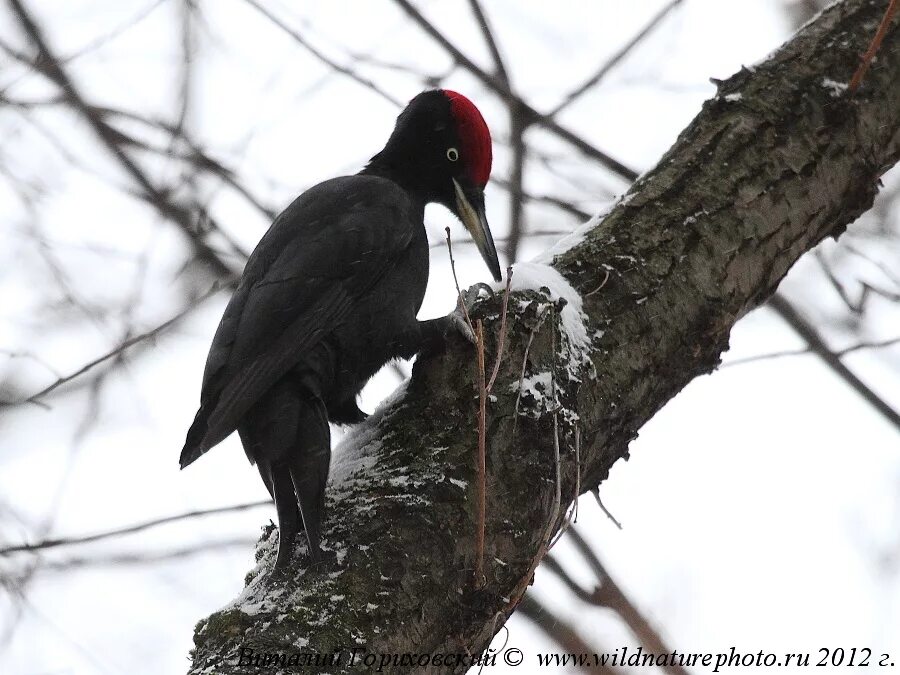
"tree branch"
7,0,240,279
548,0,685,117
768,293,900,431
392,0,639,182
187,1,900,671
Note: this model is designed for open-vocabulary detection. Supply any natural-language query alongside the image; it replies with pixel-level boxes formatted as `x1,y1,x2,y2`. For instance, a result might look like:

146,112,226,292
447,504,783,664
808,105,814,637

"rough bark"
187,1,900,672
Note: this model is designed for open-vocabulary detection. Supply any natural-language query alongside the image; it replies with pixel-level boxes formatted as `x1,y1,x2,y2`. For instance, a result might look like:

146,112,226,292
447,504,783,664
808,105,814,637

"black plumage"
179,90,499,570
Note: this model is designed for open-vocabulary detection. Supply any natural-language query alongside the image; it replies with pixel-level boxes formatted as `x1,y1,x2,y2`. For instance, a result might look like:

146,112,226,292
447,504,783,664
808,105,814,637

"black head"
365,90,501,282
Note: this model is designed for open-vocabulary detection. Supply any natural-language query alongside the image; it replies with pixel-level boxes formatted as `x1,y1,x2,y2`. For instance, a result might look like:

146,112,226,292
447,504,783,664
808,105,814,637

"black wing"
180,175,417,467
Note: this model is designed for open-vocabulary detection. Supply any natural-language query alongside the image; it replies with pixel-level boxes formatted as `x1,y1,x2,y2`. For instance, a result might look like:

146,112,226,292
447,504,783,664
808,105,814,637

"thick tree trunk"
188,1,900,672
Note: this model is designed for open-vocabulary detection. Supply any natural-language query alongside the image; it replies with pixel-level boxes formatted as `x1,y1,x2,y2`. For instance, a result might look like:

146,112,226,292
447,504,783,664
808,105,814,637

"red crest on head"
443,90,492,187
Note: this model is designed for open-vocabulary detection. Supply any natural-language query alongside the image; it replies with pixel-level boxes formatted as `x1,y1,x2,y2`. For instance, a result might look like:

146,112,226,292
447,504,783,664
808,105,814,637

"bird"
179,90,500,570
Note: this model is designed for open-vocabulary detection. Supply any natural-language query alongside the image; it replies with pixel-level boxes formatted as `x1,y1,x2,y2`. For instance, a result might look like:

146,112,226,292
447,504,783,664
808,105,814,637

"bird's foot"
269,544,336,576
450,283,495,344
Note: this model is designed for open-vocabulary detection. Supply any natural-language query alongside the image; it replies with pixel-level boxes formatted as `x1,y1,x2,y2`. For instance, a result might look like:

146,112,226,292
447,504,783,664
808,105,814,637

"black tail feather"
287,397,331,565
179,405,210,469
236,380,332,570
268,461,302,570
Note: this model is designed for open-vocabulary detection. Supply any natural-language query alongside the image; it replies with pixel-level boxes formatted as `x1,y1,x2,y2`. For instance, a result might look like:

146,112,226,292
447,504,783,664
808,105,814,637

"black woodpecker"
179,90,500,570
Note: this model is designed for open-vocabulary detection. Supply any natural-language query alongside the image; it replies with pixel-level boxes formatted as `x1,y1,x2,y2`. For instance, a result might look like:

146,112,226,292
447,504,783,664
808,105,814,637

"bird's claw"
448,283,494,345
449,307,477,344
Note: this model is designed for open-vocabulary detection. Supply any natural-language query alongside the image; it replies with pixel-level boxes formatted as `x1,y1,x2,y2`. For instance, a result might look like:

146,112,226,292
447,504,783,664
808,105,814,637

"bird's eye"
446,147,459,162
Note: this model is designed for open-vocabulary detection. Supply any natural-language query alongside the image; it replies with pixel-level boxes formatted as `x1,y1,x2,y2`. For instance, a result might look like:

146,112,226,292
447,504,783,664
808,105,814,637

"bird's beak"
452,178,501,282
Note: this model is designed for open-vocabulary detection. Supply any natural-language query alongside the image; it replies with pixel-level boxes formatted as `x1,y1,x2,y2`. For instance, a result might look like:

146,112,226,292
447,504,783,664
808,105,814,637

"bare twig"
474,319,487,588
724,334,900,367
848,0,899,92
1,285,224,407
7,0,239,278
466,0,509,84
0,92,278,222
486,267,513,392
392,0,638,182
488,175,592,220
592,488,623,530
540,533,687,675
568,528,689,675
769,293,900,433
545,309,565,550
4,539,258,577
518,595,616,675
465,0,529,263
60,0,168,64
541,553,596,603
241,0,402,107
445,227,475,331
443,227,488,587
505,109,528,263
549,0,685,116
0,501,270,555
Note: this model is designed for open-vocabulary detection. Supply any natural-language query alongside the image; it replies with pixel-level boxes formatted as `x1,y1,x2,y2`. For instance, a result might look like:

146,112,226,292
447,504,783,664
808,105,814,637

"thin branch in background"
241,0,402,108
505,109,528,263
0,285,224,407
174,0,197,136
466,0,529,264
26,218,112,333
94,104,278,221
844,242,900,291
815,249,864,314
428,229,576,251
768,293,900,433
0,349,63,380
541,553,596,603
343,49,453,87
549,0,684,116
0,500,270,556
848,0,899,92
517,595,619,675
59,0,169,64
392,0,639,182
3,594,118,674
6,538,259,578
567,527,690,675
723,334,900,367
539,546,686,674
467,0,509,84
1,92,277,222
813,248,900,316
489,175,592,220
7,0,239,279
